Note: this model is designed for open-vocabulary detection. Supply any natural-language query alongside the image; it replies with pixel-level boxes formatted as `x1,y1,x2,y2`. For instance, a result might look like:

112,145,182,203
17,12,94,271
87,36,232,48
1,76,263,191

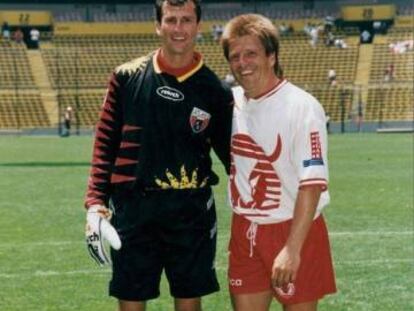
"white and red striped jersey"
229,79,330,224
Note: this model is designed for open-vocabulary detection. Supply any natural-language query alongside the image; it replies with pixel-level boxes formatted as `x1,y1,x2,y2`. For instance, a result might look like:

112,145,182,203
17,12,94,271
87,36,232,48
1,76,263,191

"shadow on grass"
0,162,90,167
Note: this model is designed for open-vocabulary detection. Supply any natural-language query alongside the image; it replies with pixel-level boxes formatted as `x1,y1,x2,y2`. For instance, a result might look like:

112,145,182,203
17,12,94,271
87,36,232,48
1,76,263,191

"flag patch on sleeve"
303,131,324,167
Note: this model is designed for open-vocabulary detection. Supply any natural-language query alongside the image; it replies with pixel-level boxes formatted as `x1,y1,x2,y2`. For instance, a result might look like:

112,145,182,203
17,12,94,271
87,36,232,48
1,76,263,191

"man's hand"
85,205,122,266
271,245,300,290
272,186,321,293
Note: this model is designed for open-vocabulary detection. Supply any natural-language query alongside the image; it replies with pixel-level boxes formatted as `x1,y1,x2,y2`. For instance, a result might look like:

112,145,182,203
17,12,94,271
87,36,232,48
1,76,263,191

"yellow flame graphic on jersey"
155,166,208,189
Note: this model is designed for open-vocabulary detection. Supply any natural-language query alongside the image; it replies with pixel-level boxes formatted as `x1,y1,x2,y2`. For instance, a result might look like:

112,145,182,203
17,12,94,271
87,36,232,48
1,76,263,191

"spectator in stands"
303,22,312,36
334,38,348,49
328,69,337,86
221,13,336,311
1,21,10,40
196,31,203,42
279,23,294,36
324,31,335,47
211,24,223,42
84,1,233,311
383,63,395,82
279,23,288,36
356,96,364,132
287,24,294,34
223,72,236,87
326,113,331,133
13,28,24,44
324,15,335,33
309,24,322,47
211,24,219,41
216,24,223,40
62,106,73,137
29,27,40,49
389,40,413,54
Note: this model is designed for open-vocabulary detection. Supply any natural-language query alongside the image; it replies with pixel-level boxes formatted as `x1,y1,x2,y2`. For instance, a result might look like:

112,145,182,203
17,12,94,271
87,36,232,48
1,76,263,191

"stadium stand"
0,38,49,129
42,31,359,90
366,85,413,121
51,2,339,23
0,1,412,132
365,23,413,122
42,47,137,88
305,86,353,122
279,34,359,85
369,29,413,82
0,90,50,128
0,40,36,89
56,90,106,127
39,30,360,126
42,33,228,88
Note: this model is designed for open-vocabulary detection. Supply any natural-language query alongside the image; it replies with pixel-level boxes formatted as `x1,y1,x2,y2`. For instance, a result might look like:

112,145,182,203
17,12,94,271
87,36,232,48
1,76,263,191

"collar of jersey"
153,49,204,82
245,78,287,104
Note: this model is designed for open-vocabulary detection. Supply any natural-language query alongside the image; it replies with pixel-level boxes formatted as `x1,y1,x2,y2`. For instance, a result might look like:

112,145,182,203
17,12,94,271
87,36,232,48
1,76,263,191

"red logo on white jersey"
230,134,282,210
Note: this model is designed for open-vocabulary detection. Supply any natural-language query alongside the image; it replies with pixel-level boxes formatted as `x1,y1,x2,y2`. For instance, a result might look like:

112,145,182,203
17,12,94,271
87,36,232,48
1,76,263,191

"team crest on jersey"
303,131,324,167
190,107,211,133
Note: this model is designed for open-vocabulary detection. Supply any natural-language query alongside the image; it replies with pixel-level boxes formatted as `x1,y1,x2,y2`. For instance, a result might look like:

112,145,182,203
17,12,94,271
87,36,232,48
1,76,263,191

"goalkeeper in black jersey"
84,1,233,310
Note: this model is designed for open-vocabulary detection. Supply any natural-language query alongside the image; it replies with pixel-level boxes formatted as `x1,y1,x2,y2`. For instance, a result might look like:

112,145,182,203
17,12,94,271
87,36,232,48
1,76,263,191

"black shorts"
108,187,219,301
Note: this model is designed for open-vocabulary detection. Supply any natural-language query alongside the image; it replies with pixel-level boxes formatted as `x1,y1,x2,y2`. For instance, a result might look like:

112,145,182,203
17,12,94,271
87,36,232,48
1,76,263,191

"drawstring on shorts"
246,221,258,257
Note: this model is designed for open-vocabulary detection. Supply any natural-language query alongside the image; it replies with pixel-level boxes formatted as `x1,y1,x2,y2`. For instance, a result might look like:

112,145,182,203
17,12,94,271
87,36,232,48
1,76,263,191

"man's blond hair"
221,14,283,78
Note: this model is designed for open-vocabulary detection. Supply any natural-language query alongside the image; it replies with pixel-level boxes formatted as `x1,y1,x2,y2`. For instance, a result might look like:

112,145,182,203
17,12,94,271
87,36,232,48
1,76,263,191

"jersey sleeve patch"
303,131,324,167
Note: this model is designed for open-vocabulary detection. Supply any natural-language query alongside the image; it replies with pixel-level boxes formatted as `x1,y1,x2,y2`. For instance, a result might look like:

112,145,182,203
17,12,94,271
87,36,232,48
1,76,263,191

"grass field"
0,133,412,311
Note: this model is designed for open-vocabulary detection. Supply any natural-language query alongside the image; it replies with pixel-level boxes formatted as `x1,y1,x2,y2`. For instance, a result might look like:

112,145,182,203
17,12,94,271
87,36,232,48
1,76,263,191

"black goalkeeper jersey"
85,51,233,207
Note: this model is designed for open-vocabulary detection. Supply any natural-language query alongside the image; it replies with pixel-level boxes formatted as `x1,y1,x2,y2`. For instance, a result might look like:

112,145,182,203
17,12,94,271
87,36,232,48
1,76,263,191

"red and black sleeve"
84,73,123,208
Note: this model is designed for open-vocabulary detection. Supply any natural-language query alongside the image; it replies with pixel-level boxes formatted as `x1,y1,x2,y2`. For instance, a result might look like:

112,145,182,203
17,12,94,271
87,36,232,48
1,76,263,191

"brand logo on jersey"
229,279,243,287
303,131,324,167
156,86,184,102
190,107,211,133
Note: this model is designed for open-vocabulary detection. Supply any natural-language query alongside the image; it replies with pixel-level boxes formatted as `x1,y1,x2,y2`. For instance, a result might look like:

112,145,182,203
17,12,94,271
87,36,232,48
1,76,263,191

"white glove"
85,205,122,266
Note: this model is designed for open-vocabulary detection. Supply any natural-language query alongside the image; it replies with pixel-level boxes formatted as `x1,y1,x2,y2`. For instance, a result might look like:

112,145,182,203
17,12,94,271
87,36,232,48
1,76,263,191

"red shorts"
228,213,336,305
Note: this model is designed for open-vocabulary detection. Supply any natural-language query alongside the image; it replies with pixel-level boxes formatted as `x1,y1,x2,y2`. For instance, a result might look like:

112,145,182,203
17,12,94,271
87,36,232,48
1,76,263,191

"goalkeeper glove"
85,204,122,266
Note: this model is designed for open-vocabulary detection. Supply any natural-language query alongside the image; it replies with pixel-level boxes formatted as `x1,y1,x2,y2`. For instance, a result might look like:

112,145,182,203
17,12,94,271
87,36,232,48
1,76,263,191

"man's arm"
85,73,123,208
271,95,329,288
84,73,124,265
271,185,322,288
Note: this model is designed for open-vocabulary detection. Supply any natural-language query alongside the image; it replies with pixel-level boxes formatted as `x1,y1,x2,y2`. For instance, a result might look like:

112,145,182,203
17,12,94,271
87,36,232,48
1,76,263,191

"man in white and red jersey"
221,14,336,311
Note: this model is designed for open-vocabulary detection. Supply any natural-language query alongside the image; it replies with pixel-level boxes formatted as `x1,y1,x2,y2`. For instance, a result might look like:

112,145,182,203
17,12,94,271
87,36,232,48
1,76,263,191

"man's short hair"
155,0,202,23
221,14,283,78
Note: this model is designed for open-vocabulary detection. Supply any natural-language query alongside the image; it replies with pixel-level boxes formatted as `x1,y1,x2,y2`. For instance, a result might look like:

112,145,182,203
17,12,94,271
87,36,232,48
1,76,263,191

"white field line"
218,230,414,240
329,231,414,237
0,269,111,279
0,231,412,248
0,240,83,248
0,258,412,279
335,259,413,265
